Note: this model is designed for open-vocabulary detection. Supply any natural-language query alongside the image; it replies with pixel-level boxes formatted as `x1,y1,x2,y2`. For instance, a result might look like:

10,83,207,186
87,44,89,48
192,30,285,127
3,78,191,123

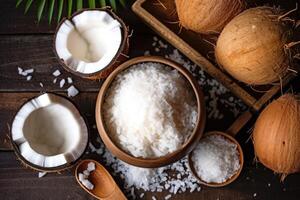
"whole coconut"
175,0,245,34
215,7,294,85
253,94,300,175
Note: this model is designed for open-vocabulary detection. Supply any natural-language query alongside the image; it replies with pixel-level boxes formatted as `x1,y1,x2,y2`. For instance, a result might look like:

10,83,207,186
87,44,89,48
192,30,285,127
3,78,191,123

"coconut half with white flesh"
54,9,129,79
11,93,88,171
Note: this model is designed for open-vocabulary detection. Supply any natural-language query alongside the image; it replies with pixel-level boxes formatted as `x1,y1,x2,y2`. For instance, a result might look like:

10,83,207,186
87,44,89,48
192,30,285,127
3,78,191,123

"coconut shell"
253,94,300,174
175,0,245,34
215,7,292,85
9,93,90,172
53,8,129,80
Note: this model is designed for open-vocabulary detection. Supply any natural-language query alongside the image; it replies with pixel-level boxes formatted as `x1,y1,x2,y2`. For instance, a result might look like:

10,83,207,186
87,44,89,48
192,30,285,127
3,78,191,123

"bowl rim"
95,55,206,168
188,131,244,187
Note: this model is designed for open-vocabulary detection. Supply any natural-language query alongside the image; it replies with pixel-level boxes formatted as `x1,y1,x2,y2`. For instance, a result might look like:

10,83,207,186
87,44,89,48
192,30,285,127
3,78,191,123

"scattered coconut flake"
144,50,150,56
87,162,96,172
67,77,73,84
18,67,23,74
60,79,65,88
18,67,34,77
78,173,87,182
20,68,34,76
165,194,172,200
140,193,145,198
78,164,95,190
82,179,94,190
67,85,79,97
38,172,47,178
53,78,57,84
39,82,44,87
267,183,271,187
83,170,90,176
52,69,61,77
152,196,157,200
26,75,32,81
253,193,257,197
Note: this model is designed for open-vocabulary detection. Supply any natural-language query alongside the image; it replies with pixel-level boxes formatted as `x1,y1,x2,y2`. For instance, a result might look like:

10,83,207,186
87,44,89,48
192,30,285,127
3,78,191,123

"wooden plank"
0,152,93,199
0,33,156,92
1,151,299,200
0,0,148,35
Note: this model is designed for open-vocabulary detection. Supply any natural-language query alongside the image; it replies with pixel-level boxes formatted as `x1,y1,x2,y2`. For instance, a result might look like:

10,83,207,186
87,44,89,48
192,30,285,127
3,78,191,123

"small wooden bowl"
95,56,206,168
188,131,244,187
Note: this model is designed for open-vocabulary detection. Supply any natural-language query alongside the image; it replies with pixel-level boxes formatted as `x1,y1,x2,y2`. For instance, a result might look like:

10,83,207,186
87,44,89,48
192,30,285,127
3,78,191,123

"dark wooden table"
0,0,299,199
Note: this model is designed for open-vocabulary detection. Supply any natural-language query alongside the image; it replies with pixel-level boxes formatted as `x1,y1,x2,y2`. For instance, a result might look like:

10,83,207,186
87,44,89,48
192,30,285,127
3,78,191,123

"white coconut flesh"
55,10,122,74
11,93,88,168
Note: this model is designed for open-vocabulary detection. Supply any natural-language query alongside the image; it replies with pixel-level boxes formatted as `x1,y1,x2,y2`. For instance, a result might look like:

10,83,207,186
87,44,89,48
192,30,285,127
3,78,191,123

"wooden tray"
132,0,296,111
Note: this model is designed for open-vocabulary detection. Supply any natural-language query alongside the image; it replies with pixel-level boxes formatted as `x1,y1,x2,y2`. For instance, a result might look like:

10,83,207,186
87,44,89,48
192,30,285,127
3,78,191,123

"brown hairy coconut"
175,0,245,34
253,94,300,177
215,7,296,85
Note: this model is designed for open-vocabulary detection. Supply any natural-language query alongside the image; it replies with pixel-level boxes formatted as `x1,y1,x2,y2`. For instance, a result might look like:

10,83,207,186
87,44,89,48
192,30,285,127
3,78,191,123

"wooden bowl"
95,56,206,168
188,131,244,187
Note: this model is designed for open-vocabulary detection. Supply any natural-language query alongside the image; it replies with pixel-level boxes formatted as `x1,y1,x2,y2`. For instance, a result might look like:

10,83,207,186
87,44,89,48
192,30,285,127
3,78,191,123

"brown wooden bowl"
95,56,206,168
188,131,244,187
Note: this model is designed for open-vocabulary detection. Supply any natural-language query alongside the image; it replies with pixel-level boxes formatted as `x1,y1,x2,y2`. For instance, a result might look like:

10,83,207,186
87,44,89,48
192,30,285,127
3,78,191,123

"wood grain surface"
0,0,299,199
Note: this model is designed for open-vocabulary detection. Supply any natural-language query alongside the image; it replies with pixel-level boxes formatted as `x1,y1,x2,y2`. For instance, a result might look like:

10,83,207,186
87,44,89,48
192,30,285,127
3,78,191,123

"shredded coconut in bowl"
191,134,241,183
103,62,198,158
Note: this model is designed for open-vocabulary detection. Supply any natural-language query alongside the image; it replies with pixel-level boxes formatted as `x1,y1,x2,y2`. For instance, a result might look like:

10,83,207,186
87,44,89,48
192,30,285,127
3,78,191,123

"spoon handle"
102,186,127,200
226,110,252,137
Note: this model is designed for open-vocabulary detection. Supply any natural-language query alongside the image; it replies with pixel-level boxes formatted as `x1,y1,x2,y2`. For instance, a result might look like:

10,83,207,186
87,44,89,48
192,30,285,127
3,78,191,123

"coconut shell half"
10,93,89,172
54,8,129,80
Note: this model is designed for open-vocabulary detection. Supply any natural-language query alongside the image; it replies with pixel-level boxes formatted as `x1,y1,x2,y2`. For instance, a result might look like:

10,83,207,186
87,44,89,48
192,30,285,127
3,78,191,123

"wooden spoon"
188,110,252,187
75,159,127,200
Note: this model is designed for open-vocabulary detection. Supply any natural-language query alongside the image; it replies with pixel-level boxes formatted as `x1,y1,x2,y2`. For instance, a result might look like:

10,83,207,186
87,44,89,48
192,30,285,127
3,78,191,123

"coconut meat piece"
55,10,122,74
11,93,88,168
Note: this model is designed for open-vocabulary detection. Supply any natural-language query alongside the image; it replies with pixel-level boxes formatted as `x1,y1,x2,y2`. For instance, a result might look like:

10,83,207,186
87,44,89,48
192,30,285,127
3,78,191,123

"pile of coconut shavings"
192,134,240,183
103,63,197,158
147,37,247,119
88,136,201,200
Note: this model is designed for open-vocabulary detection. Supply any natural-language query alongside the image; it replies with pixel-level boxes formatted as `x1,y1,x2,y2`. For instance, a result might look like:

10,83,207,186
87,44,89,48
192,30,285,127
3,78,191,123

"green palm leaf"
57,0,64,23
120,0,126,7
109,0,116,11
16,0,127,24
76,0,83,10
99,0,106,7
48,0,55,24
89,0,96,8
37,0,46,22
16,0,23,8
68,0,73,17
24,0,34,14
